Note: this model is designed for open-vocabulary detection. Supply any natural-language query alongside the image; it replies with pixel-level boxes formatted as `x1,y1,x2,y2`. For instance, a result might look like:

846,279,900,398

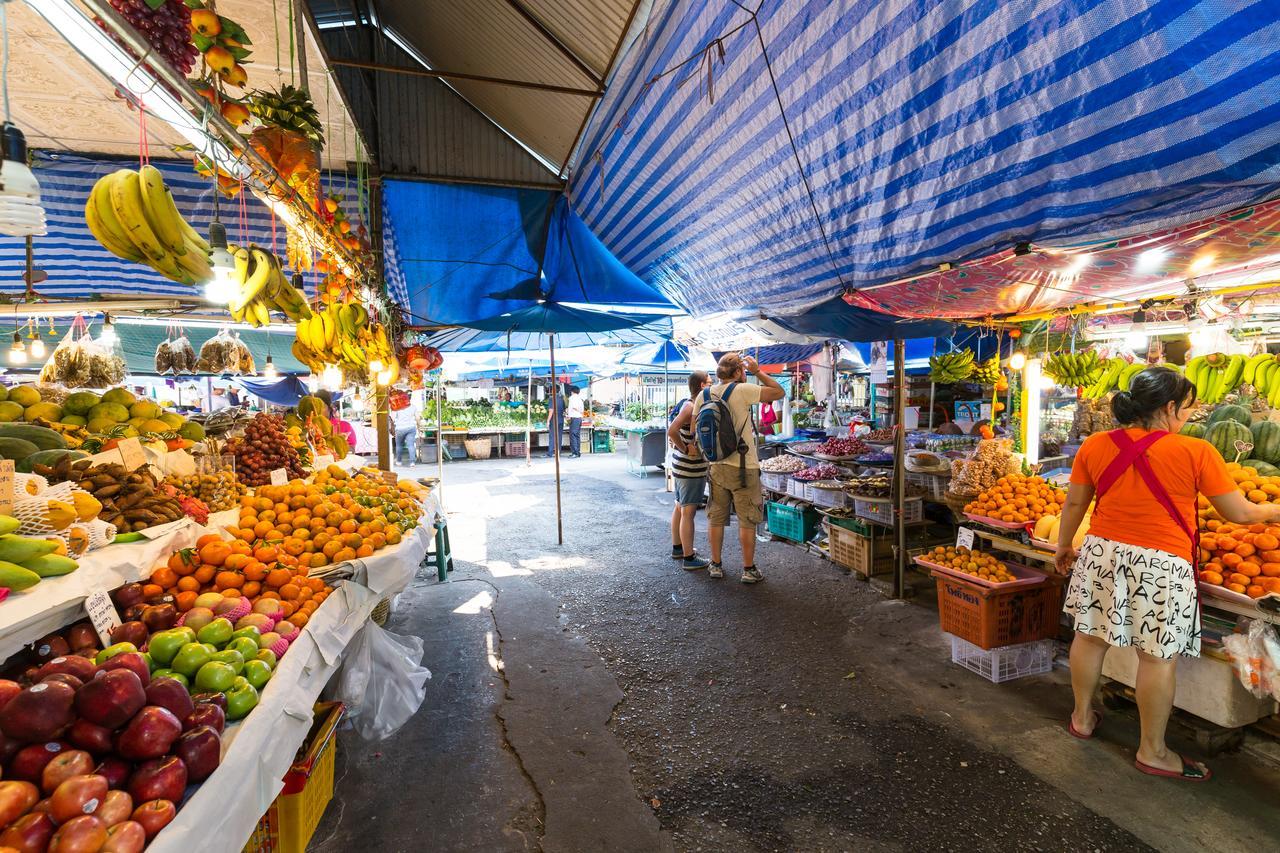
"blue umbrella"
618,339,693,370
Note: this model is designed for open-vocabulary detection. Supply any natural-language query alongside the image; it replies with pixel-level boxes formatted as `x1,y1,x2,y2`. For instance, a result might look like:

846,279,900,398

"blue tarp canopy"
237,376,309,407
772,298,953,342
381,181,674,325
566,0,1280,317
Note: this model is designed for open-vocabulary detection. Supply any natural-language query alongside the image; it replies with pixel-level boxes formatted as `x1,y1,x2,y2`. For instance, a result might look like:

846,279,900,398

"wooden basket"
464,437,493,459
944,491,978,522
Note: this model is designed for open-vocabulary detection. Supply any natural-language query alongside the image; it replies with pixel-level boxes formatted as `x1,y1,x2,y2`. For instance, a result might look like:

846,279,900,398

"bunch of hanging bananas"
1082,357,1138,398
928,350,975,383
1242,352,1280,407
1184,353,1248,404
226,245,312,327
970,356,1002,385
292,301,398,381
1043,350,1103,388
84,165,212,285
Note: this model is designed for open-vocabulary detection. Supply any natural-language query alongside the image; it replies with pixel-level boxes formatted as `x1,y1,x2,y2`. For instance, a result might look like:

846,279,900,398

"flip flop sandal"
1066,709,1102,740
1134,754,1213,782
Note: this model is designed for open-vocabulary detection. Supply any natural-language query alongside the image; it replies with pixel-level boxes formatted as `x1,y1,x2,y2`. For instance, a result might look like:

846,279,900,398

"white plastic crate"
949,635,1056,683
905,471,949,501
854,495,922,526
786,477,808,499
760,471,788,493
808,482,852,509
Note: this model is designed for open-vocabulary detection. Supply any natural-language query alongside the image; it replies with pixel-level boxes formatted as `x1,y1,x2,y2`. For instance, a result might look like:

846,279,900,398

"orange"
355,544,374,558
223,587,243,598
177,576,200,593
196,533,223,548
175,591,198,611
254,545,279,563
142,583,163,599
243,561,268,582
282,538,306,557
215,571,244,590
280,601,297,618
309,553,328,569
168,549,200,575
1247,584,1266,598
194,565,216,584
224,553,250,571
291,612,309,628
1199,570,1224,586
242,581,262,598
279,583,301,600
334,547,356,563
200,541,232,567
151,567,178,588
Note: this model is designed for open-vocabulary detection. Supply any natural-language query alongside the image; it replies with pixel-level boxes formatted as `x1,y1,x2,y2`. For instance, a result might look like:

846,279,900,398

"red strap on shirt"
1097,430,1196,549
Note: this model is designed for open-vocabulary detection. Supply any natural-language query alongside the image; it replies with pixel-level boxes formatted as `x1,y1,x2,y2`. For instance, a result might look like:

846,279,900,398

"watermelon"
1241,459,1280,477
1207,404,1252,428
1206,419,1253,461
1250,420,1280,464
1180,422,1206,438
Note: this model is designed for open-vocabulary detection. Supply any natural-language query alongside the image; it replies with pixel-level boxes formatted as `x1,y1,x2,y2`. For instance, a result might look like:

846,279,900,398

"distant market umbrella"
616,339,709,372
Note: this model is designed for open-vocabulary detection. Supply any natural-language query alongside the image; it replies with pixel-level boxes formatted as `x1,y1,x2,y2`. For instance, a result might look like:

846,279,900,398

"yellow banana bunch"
84,165,212,285
292,298,392,377
226,245,313,326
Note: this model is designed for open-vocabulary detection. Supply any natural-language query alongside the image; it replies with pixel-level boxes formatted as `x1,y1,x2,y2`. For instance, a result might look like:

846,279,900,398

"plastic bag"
39,320,125,388
332,621,431,740
170,334,197,374
1223,618,1280,702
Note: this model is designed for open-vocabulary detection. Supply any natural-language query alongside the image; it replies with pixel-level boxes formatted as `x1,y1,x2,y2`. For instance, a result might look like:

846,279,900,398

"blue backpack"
696,384,749,484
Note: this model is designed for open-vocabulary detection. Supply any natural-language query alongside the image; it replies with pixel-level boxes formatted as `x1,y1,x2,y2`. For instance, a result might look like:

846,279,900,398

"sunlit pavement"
312,452,1280,853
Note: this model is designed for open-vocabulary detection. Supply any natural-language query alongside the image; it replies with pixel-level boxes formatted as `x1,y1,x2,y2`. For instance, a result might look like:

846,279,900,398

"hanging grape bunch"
107,0,200,74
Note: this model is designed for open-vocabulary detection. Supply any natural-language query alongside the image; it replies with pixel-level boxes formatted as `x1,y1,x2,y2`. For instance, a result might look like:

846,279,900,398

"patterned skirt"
1063,534,1200,659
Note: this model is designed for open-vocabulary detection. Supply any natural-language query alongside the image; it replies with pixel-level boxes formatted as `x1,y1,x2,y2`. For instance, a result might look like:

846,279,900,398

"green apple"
172,642,213,679
242,659,273,690
196,618,234,648
230,626,261,643
95,642,137,665
225,681,259,720
210,649,244,675
254,649,278,670
150,668,189,688
172,626,197,644
147,630,189,666
140,652,156,673
194,661,237,693
228,637,260,663
199,643,217,655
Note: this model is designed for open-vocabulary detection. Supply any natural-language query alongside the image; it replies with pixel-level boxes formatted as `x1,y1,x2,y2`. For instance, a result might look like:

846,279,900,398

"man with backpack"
694,353,785,583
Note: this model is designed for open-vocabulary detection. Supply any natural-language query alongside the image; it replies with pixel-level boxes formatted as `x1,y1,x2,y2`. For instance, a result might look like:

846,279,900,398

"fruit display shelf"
0,520,208,662
146,521,432,853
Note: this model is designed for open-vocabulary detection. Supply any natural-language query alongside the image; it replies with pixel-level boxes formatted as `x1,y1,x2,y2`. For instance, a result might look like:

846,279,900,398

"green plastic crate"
592,430,614,453
826,515,871,536
767,501,820,542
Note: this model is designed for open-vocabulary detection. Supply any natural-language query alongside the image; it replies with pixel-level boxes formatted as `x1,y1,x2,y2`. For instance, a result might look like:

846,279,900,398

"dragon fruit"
177,495,210,525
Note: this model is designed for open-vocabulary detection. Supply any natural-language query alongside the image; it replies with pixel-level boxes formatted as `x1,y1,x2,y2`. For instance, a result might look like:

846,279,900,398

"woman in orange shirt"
1056,367,1280,782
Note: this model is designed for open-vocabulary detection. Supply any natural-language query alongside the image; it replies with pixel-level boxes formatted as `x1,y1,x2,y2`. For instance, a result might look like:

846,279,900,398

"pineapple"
247,85,325,147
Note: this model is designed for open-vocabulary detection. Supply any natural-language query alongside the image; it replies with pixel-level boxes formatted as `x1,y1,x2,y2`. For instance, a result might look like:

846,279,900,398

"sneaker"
708,562,724,579
741,566,764,584
670,545,683,559
681,555,710,571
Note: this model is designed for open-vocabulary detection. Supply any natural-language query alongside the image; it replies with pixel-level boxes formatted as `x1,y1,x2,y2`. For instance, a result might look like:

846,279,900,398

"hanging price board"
270,468,289,485
956,526,975,550
0,460,14,516
84,589,122,648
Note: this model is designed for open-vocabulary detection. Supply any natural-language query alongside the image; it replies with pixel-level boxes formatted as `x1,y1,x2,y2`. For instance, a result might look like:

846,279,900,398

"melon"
1241,459,1280,477
1250,420,1280,464
62,391,101,416
1207,404,1252,428
1180,422,1206,438
129,401,162,421
1206,419,1253,461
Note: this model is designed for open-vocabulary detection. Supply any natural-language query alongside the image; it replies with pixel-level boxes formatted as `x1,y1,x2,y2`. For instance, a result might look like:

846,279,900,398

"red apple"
50,774,108,823
93,789,133,827
31,796,51,814
97,653,150,688
0,682,76,741
32,634,70,664
75,669,146,729
112,584,145,611
7,742,70,783
121,605,146,624
37,656,97,684
115,707,181,761
183,703,224,734
0,680,23,710
174,726,220,782
131,799,175,839
0,730,15,764
102,820,146,852
39,672,84,692
93,758,131,791
42,750,94,794
190,692,227,712
0,810,55,852
0,780,40,827
68,719,115,755
48,814,107,853
109,622,148,650
126,756,185,807
140,604,177,633
67,623,97,653
144,679,193,723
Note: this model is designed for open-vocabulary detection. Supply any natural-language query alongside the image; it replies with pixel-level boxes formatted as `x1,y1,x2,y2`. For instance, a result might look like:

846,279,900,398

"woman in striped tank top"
667,371,712,571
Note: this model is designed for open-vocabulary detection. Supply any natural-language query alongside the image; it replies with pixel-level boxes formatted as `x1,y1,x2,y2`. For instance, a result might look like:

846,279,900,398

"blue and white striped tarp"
569,0,1280,317
0,152,347,300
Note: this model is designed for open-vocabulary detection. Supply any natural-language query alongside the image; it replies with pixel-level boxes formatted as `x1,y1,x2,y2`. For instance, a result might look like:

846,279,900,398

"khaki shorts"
707,465,763,527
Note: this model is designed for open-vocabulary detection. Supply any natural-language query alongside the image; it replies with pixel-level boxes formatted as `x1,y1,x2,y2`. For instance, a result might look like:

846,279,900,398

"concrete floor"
309,452,1280,853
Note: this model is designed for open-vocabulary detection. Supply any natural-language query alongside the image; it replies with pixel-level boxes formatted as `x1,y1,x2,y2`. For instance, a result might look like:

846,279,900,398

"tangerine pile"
964,473,1065,524
924,545,1016,583
1198,521,1280,599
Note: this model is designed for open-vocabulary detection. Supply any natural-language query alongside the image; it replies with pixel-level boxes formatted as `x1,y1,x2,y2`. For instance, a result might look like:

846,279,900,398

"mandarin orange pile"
964,473,1065,524
1198,522,1280,599
924,545,1017,583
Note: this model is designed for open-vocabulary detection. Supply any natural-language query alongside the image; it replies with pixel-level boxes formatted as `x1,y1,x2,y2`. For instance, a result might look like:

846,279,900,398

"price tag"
270,468,289,486
118,437,147,471
381,470,399,485
956,526,975,550
0,460,13,516
314,454,335,469
84,589,121,648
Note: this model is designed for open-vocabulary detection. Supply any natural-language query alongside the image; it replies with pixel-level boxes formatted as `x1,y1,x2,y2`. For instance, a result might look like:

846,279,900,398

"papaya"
23,402,62,423
21,554,78,578
0,535,59,563
178,421,205,441
16,449,87,474
0,423,67,451
0,438,39,462
100,388,136,408
0,561,40,591
0,401,23,422
7,385,40,407
62,391,101,416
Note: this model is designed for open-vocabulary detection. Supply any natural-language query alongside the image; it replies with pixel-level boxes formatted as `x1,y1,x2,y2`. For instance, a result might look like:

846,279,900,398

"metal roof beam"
500,0,602,87
328,58,600,97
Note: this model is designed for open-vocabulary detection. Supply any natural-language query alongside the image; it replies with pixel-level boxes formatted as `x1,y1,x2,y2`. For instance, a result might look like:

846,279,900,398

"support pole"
664,346,672,493
526,365,533,467
893,338,907,599
375,385,390,471
550,334,564,545
435,371,445,510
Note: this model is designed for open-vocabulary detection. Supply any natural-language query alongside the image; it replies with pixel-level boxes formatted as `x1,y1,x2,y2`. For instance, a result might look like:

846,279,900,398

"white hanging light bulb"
1009,351,1026,371
0,124,45,237
8,331,26,364
98,313,117,346
204,220,237,305
262,355,279,378
305,374,320,393
322,363,342,391
27,319,45,359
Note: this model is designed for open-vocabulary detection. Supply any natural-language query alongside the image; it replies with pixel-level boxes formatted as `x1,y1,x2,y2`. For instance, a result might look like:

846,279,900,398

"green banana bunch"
1082,357,1126,399
971,357,1002,385
1043,349,1103,388
928,350,975,383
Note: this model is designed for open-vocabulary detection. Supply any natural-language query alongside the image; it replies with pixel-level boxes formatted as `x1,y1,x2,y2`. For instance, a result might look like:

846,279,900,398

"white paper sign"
84,589,121,647
0,460,13,516
314,454,335,470
270,468,289,485
956,526,975,550
870,341,888,386
118,437,147,471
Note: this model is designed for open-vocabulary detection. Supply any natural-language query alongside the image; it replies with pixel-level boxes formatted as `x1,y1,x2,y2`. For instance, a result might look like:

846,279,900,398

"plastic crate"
826,515,871,536
854,495,923,526
949,635,1056,683
760,471,788,493
786,477,808,500
444,437,468,459
767,501,820,542
243,702,344,853
932,569,1066,650
905,471,949,501
592,430,614,453
826,522,891,575
503,441,528,457
808,482,852,509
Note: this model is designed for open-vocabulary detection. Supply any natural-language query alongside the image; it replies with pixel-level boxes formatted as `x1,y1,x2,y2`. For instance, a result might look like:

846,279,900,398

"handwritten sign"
270,468,289,486
85,589,122,647
314,454,335,470
956,526,975,550
118,437,147,471
381,470,399,485
0,460,13,516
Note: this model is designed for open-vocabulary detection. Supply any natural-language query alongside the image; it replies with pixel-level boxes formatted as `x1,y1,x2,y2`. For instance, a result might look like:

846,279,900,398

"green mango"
242,659,273,690
194,661,237,693
225,681,259,720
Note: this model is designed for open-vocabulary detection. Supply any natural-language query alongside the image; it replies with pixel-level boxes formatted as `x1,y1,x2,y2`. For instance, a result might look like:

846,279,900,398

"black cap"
2,122,28,164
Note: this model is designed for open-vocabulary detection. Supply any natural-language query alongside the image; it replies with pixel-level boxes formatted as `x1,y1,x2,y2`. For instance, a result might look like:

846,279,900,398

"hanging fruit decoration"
107,0,200,74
